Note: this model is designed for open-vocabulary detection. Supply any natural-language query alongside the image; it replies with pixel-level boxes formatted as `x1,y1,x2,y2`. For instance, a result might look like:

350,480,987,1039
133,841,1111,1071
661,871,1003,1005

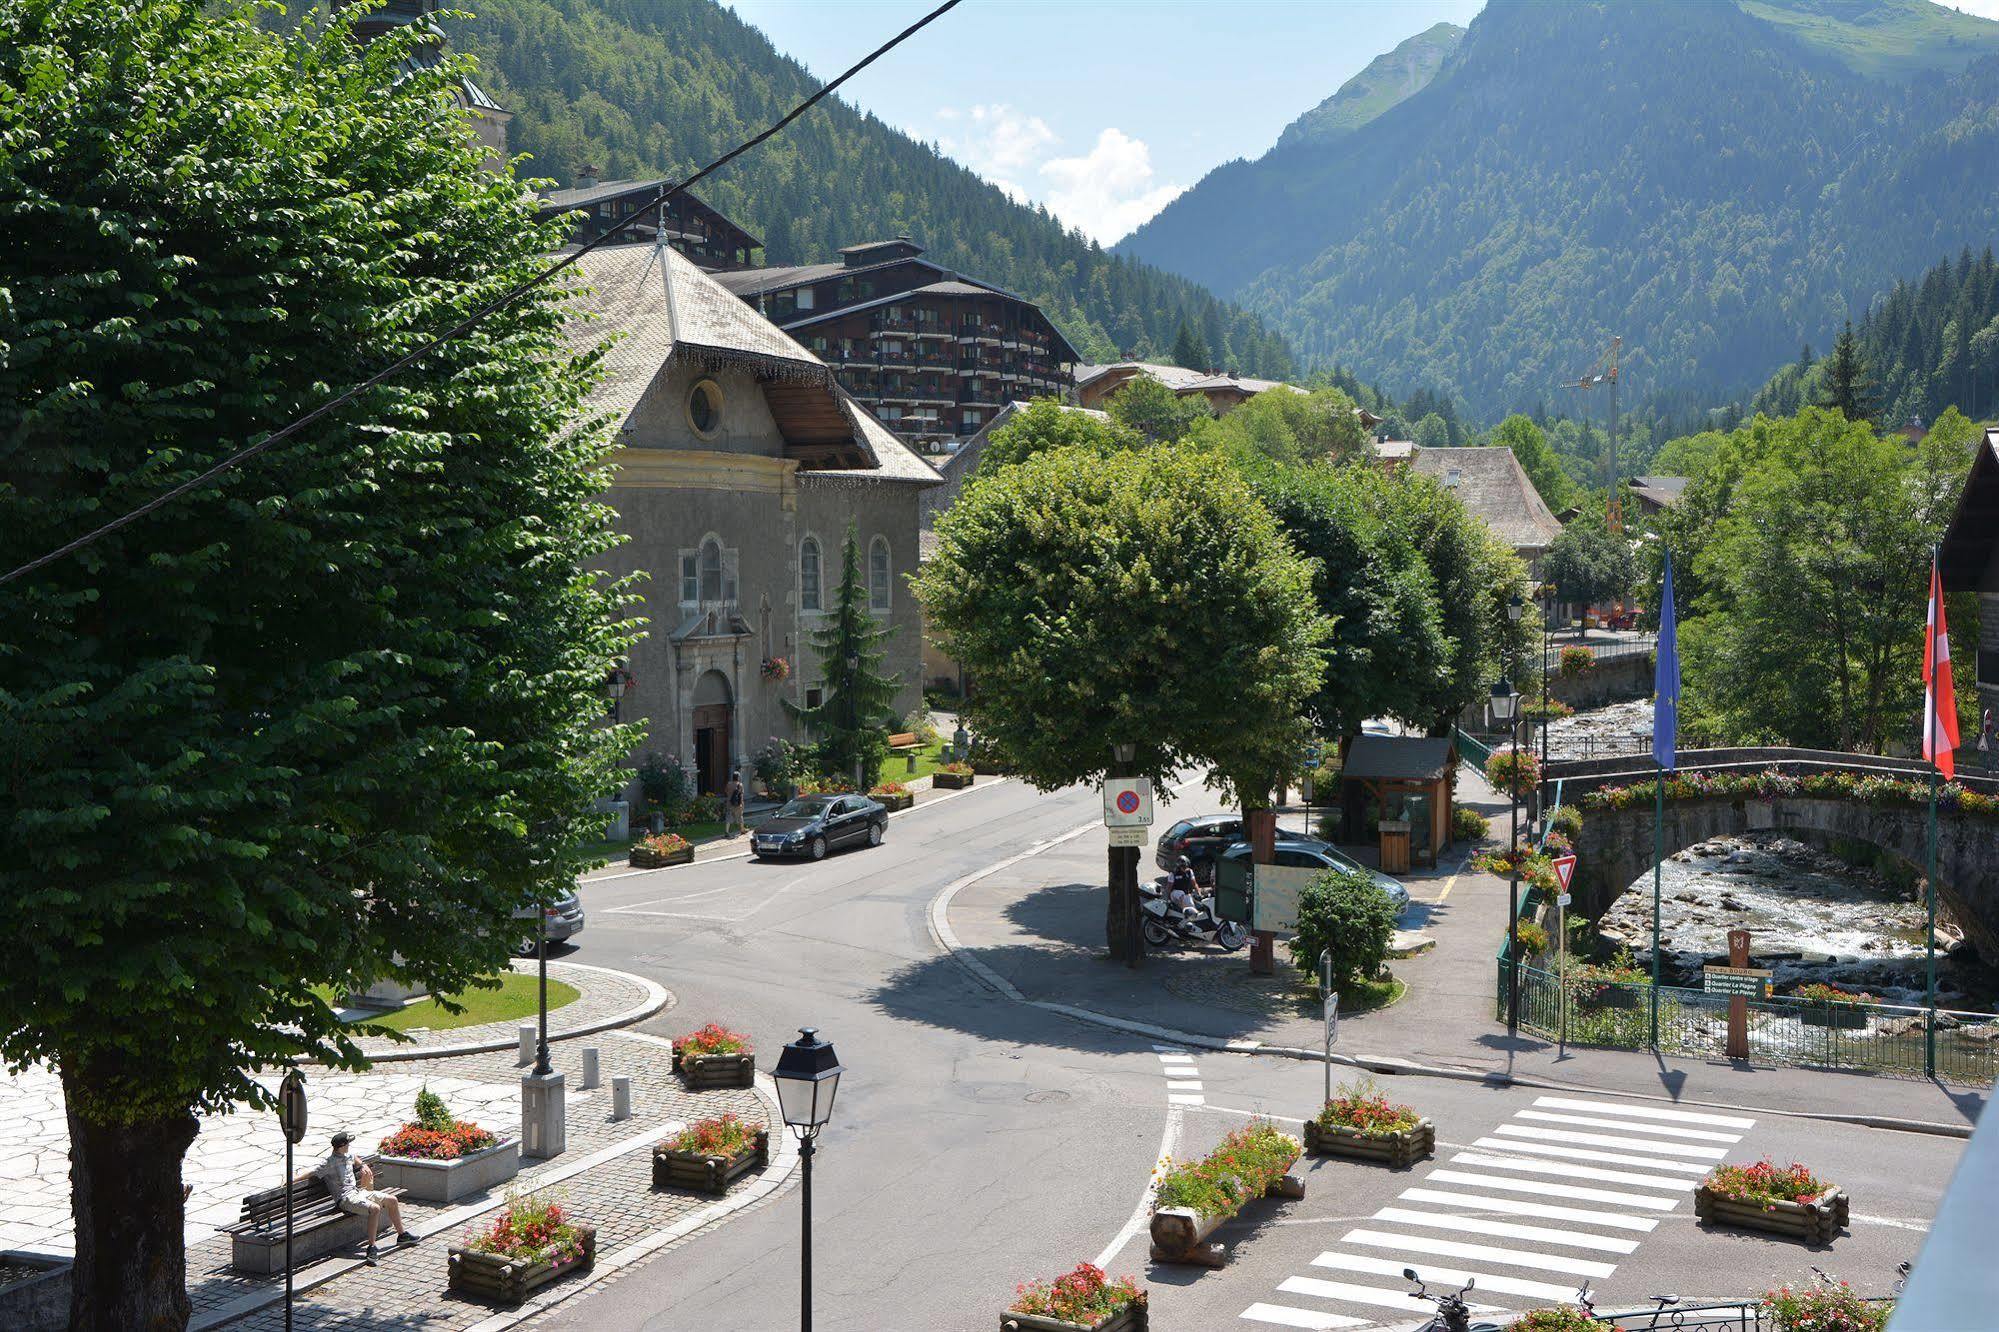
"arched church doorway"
691,670,734,795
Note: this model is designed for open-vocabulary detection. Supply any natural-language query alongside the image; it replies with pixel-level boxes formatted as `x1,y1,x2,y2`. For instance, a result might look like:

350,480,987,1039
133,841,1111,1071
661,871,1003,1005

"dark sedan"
752,793,887,861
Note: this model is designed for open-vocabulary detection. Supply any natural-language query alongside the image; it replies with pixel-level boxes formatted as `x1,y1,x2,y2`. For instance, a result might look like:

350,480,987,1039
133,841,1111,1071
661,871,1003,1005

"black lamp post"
773,1028,844,1332
1491,674,1522,1034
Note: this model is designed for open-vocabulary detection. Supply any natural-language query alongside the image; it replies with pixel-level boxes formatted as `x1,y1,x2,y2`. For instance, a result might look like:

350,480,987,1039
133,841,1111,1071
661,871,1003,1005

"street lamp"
1491,676,1523,1034
773,1029,844,1332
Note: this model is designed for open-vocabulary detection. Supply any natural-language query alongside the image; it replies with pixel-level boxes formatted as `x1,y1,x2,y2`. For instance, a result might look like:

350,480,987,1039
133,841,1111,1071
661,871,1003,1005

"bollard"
518,1025,535,1067
581,1047,601,1090
905,751,917,775
612,1075,632,1121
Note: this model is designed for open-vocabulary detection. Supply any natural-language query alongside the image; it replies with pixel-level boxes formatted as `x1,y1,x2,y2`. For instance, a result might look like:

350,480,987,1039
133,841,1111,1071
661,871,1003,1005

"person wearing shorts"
318,1131,420,1265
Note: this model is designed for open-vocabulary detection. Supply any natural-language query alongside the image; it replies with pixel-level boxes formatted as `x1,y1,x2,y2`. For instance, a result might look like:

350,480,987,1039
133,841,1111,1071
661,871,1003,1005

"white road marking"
1471,1137,1713,1174
1533,1095,1755,1129
1398,1187,1661,1232
1169,1093,1207,1105
1238,1303,1368,1329
1338,1230,1617,1279
1311,1251,1592,1303
1275,1276,1504,1316
1514,1109,1742,1143
1491,1124,1729,1159
1452,1151,1699,1191
1373,1207,1639,1254
1426,1169,1681,1211
1167,1080,1204,1091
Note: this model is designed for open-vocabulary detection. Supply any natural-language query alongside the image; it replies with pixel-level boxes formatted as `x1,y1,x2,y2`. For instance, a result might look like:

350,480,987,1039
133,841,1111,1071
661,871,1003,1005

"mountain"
1272,22,1464,153
1116,0,1999,419
428,0,1293,376
1740,0,1999,80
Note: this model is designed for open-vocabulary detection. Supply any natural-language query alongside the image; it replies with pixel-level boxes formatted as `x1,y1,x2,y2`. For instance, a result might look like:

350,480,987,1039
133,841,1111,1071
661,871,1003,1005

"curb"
926,835,1980,1141
338,961,674,1065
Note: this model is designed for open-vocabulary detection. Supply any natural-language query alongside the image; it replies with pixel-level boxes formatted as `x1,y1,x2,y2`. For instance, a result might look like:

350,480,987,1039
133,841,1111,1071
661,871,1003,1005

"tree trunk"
62,1063,197,1332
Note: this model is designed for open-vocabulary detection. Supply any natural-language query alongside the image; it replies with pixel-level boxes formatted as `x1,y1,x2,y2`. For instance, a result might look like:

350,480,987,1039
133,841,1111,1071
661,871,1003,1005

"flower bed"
1696,1160,1847,1242
630,832,694,868
1580,766,1999,820
1149,1121,1304,1267
870,781,914,812
672,1023,756,1089
1764,1276,1890,1332
1304,1080,1434,1166
1003,1263,1147,1331
372,1090,519,1203
933,762,974,789
653,1114,769,1196
448,1194,594,1305
795,775,856,796
1513,1307,1613,1330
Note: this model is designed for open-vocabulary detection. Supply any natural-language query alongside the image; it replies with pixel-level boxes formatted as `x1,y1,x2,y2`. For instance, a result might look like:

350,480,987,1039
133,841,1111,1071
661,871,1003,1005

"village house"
536,168,763,270
1405,446,1564,577
1074,361,1314,415
1940,426,1999,732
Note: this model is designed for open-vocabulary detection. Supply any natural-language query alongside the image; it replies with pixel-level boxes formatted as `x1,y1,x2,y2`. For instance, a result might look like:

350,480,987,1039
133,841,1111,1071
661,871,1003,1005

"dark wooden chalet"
537,170,762,271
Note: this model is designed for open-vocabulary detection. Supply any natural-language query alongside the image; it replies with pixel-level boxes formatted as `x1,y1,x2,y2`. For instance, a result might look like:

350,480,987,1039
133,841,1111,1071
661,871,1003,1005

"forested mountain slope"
1117,0,1999,417
1271,22,1463,153
434,0,1294,374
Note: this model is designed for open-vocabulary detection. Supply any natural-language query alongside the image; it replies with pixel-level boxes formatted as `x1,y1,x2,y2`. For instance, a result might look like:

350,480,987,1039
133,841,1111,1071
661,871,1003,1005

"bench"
886,731,921,752
224,1169,406,1274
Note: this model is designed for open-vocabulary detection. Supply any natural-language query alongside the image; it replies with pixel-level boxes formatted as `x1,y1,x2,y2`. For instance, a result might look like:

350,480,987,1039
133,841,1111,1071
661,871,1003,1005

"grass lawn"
322,972,581,1032
874,737,952,786
1339,975,1407,1014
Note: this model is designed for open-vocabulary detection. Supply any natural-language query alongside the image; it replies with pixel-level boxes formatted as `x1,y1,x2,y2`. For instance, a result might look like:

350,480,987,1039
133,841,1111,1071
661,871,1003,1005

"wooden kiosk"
1336,735,1455,869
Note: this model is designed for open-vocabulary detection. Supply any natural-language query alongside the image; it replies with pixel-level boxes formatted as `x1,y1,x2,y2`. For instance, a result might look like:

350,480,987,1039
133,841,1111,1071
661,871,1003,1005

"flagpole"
1926,545,1940,1079
1649,549,1676,1053
1652,762,1662,1050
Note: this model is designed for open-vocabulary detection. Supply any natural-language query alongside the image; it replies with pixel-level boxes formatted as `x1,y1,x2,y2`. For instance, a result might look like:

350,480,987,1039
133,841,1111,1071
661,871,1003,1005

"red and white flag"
1924,559,1960,780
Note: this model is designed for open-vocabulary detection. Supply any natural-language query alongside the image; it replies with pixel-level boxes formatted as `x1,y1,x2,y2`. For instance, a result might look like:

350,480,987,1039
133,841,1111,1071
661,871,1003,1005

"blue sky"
725,0,1485,244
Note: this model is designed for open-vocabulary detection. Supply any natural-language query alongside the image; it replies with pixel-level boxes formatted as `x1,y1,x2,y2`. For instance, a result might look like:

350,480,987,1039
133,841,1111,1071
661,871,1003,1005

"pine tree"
1819,320,1879,424
784,524,902,787
1171,320,1211,370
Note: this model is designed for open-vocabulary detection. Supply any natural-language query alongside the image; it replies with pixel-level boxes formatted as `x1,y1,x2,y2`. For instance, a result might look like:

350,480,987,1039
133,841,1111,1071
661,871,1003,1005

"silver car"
1219,838,1410,916
514,889,584,956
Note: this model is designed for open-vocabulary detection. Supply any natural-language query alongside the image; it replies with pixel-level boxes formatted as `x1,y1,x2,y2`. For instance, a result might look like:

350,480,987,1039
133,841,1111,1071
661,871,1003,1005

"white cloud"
1039,128,1184,245
936,103,1057,204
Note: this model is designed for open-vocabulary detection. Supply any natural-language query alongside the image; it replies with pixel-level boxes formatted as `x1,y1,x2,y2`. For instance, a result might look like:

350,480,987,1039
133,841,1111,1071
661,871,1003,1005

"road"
536,777,1960,1331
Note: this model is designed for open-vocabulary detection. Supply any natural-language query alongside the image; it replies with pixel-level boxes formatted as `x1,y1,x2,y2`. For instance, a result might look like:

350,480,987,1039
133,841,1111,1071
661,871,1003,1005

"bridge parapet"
1546,747,1999,798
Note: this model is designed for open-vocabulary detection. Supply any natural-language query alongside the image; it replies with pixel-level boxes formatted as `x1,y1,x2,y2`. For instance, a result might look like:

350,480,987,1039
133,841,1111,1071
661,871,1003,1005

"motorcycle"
1402,1270,1500,1332
1140,875,1248,952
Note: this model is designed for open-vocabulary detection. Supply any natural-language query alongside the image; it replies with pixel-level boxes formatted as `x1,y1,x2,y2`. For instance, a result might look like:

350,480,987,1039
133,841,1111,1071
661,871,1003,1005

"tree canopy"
1543,517,1638,612
784,525,902,785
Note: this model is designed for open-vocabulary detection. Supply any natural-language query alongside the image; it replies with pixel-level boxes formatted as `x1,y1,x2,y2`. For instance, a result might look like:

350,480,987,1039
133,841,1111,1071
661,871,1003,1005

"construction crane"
1559,335,1624,533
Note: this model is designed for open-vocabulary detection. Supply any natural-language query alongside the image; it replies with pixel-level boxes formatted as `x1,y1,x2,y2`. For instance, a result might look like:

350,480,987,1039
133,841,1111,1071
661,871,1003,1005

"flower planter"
1001,1293,1149,1332
672,1048,756,1090
1304,1118,1435,1167
372,1139,520,1204
1694,1185,1848,1242
933,770,974,790
631,843,695,868
1799,1005,1870,1030
654,1129,770,1195
1148,1173,1305,1268
872,791,914,812
447,1223,596,1305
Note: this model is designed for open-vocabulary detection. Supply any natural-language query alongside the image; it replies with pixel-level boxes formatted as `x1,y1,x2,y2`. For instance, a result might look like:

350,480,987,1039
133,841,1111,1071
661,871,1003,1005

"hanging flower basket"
761,655,790,681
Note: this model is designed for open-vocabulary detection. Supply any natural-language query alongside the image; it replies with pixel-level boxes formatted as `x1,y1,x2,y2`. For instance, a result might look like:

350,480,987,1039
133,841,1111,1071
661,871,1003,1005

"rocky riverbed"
1595,833,1995,1010
1540,698,1653,762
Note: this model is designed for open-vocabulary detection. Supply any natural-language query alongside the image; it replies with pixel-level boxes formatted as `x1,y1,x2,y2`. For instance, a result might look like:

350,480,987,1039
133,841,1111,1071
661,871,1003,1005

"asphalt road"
532,777,1964,1332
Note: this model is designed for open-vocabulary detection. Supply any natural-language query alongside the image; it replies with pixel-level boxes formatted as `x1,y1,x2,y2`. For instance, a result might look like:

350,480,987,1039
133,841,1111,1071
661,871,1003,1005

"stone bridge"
1545,748,1999,960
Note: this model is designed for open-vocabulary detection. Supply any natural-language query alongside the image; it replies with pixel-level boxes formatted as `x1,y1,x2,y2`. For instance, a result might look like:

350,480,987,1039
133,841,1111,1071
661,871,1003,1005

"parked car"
1155,814,1246,879
513,889,585,957
753,793,887,861
1216,838,1410,916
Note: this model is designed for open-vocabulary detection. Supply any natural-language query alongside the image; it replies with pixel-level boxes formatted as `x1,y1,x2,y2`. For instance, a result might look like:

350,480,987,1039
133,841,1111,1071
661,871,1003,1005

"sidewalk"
943,769,1988,1133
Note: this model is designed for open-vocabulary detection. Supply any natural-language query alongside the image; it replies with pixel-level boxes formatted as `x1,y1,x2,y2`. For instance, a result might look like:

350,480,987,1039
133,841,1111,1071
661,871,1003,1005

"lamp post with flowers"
773,1028,843,1332
1490,671,1522,1034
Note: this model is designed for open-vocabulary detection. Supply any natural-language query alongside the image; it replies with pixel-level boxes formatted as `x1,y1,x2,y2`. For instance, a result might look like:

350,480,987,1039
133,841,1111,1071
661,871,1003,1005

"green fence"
1502,963,1999,1085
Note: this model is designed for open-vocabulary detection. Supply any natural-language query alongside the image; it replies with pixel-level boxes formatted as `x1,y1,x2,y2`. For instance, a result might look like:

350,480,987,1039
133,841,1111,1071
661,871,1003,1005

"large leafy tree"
1542,516,1638,618
784,525,901,786
1107,374,1208,446
1193,386,1368,469
1489,414,1577,513
0,5,629,1325
974,398,1139,476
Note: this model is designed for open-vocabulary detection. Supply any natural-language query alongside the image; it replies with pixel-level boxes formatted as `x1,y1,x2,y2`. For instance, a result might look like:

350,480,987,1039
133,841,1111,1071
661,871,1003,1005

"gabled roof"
1627,475,1689,508
536,180,762,249
1075,361,1209,393
1408,447,1564,552
711,257,903,299
1342,734,1454,782
1940,428,1999,592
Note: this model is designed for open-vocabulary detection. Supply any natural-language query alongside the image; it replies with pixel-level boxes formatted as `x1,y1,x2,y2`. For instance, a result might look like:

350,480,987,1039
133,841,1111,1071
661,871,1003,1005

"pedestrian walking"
724,771,746,837
1980,707,1994,772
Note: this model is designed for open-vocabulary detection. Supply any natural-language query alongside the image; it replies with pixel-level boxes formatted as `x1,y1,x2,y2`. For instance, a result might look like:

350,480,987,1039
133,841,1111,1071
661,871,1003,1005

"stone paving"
351,961,665,1058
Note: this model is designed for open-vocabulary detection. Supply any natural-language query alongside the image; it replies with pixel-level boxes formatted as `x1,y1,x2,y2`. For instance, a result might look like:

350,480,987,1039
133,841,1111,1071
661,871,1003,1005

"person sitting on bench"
318,1131,419,1265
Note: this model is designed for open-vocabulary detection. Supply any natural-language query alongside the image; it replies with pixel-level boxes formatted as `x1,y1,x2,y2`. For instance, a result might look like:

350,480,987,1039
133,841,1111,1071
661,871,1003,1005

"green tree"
1288,867,1397,989
974,397,1139,476
0,6,630,1325
784,525,902,786
1107,374,1208,446
1195,386,1367,468
1171,319,1212,370
1818,320,1879,425
1543,519,1638,615
1413,412,1453,448
1490,414,1577,512
914,446,1329,953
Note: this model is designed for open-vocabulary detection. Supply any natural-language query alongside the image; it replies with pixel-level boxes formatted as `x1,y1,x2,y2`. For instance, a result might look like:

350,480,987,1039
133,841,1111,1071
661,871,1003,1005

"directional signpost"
1707,929,1768,1058
1320,950,1339,1108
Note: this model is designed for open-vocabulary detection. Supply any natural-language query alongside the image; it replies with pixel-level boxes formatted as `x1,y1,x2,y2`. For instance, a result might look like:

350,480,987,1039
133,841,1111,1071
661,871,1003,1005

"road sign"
278,1069,308,1145
1103,777,1154,827
1556,892,1572,908
1703,965,1772,998
1107,825,1146,847
1551,854,1577,893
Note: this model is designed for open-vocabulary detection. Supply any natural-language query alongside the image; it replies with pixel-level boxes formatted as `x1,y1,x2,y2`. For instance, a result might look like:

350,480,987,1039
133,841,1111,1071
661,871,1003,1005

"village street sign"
1703,965,1772,998
1106,825,1146,848
1102,777,1154,828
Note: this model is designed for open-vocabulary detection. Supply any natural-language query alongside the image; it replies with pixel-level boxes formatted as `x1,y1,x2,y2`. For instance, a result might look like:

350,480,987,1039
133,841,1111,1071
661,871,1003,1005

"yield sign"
1551,854,1578,893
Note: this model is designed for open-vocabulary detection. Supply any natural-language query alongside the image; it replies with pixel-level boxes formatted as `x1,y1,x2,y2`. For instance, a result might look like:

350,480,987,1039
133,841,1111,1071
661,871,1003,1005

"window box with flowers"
653,1113,769,1196
1002,1263,1148,1331
371,1090,519,1203
1148,1121,1304,1267
1695,1160,1848,1242
446,1193,595,1305
630,832,694,869
933,761,975,790
671,1023,756,1089
1794,983,1874,1029
1303,1079,1435,1166
870,780,914,812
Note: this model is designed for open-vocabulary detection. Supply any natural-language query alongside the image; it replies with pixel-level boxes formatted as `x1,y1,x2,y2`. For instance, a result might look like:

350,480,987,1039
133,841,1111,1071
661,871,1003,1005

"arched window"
699,537,724,603
800,537,823,612
868,536,892,612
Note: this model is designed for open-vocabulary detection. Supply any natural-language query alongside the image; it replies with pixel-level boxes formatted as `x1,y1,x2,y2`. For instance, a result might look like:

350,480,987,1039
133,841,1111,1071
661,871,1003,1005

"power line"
2,0,962,589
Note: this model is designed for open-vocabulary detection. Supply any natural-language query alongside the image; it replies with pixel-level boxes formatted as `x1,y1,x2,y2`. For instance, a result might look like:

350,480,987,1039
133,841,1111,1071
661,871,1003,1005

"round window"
687,379,723,436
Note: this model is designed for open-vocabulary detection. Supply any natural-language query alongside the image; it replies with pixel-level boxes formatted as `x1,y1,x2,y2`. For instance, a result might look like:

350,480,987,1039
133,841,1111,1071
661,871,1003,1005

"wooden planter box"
933,771,974,790
1695,1185,1848,1242
1001,1292,1148,1332
653,1129,770,1195
1149,1172,1304,1267
872,791,915,812
372,1138,520,1204
1800,1005,1870,1030
672,1047,756,1089
1304,1117,1435,1167
447,1223,596,1305
631,843,695,868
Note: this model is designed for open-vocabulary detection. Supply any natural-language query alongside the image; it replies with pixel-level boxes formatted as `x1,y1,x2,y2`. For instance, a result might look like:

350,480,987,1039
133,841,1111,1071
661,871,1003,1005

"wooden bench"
224,1169,407,1274
886,731,921,752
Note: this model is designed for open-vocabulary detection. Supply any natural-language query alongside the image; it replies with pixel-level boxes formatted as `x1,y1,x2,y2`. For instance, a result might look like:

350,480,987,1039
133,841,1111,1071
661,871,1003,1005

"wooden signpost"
1703,929,1770,1059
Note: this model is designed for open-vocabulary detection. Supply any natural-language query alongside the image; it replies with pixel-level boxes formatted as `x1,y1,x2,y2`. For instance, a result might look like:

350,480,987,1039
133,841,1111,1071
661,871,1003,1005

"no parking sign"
1103,778,1154,827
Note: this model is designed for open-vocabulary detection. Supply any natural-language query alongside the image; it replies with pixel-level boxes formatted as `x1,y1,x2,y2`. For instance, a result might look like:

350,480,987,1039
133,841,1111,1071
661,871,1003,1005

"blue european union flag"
1653,548,1679,770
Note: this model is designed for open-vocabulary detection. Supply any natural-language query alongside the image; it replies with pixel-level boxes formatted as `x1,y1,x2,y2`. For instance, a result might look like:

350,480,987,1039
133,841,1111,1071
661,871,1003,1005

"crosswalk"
1237,1092,1756,1330
1155,1045,1206,1106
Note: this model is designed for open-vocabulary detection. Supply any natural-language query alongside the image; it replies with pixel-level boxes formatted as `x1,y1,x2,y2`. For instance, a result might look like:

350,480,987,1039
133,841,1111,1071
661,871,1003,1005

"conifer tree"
1171,320,1212,370
784,524,902,786
1819,320,1879,424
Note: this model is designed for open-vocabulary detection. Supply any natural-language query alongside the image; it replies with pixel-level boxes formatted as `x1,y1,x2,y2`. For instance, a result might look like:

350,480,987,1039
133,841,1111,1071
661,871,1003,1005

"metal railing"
1552,632,1658,664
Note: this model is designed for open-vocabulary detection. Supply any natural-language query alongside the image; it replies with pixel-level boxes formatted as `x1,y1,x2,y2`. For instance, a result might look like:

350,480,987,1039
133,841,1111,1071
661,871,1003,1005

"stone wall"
1546,652,1652,710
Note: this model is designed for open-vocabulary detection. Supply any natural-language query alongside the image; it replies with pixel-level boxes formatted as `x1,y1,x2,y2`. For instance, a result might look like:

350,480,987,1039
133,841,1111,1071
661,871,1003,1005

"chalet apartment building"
536,169,763,272
712,238,1080,454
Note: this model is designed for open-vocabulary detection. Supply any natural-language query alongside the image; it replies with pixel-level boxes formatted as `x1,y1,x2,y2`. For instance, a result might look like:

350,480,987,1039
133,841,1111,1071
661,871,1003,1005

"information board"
1703,965,1772,999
